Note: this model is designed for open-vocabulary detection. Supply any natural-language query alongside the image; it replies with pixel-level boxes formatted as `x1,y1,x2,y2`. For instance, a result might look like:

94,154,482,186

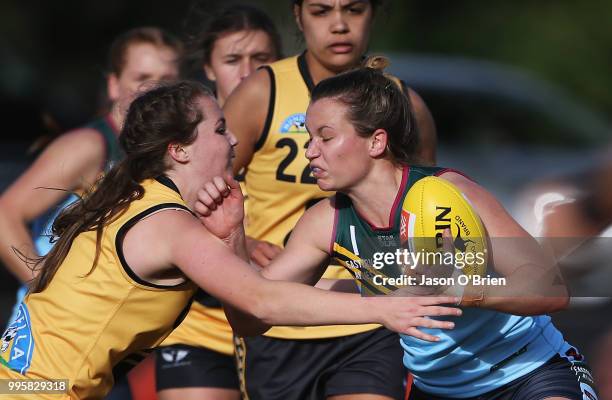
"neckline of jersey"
155,175,182,198
297,51,315,93
353,165,410,232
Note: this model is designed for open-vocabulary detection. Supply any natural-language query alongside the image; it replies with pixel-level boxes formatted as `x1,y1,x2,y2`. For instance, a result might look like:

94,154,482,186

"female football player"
222,1,436,398
0,80,460,400
155,5,282,400
198,61,596,400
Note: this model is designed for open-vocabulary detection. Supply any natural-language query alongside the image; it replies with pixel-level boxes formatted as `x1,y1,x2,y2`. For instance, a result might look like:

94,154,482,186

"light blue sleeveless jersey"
401,309,566,397
6,117,121,329
31,116,121,256
31,194,79,256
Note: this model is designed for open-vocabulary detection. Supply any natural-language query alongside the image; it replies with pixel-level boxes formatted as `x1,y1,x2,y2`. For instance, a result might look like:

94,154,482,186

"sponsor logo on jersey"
400,210,416,252
280,113,307,134
0,303,34,374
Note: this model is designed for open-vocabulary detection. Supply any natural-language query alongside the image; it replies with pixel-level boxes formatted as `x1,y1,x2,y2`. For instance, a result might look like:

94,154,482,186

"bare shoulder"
44,127,107,169
406,87,425,109
437,171,482,195
0,126,108,212
438,171,527,236
55,126,107,152
406,87,433,122
437,170,497,210
305,196,336,221
223,68,271,121
121,207,203,281
230,68,271,101
225,68,272,173
405,87,437,165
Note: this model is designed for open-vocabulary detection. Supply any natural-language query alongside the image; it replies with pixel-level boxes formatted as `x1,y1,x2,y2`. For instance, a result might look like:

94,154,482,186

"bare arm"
188,176,462,339
261,199,334,284
123,208,460,338
543,159,612,239
0,129,106,282
407,88,437,166
440,172,569,315
223,68,285,266
224,68,271,175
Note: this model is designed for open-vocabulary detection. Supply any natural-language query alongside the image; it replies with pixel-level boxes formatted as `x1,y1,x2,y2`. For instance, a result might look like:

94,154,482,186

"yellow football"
400,176,488,276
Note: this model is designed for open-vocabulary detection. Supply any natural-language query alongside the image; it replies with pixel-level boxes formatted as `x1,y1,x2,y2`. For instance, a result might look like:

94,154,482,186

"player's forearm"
0,209,37,282
224,303,270,337
253,280,379,327
460,263,569,315
315,278,360,293
461,234,569,314
223,226,249,262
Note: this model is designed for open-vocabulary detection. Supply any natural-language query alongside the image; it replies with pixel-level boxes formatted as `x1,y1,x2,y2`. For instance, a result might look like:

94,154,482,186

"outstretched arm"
0,129,106,282
125,207,460,339
440,171,569,315
180,222,461,339
187,175,462,339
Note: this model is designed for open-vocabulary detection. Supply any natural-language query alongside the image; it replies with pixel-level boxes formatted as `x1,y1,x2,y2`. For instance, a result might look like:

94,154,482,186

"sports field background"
1,0,611,392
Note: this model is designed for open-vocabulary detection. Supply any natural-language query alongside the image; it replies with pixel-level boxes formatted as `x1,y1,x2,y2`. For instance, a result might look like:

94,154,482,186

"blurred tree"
0,0,610,140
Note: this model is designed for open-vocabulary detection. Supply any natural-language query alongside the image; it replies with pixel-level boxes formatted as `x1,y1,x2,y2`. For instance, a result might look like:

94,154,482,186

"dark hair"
30,81,213,293
310,56,417,165
292,0,383,11
186,4,282,68
108,27,184,76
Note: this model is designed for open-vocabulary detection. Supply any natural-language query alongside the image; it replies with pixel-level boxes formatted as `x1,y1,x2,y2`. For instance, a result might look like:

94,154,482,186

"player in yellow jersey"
155,5,282,400
0,81,460,400
222,0,437,398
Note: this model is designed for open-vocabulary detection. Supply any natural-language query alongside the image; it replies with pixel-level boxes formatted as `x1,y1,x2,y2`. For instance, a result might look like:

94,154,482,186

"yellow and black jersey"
244,53,378,340
0,177,197,399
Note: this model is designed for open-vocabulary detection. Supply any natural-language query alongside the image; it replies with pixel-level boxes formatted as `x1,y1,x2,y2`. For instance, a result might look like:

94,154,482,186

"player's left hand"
195,173,245,240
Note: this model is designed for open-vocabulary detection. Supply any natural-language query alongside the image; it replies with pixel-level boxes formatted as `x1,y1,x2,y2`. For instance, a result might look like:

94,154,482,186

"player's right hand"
373,296,462,342
195,173,245,241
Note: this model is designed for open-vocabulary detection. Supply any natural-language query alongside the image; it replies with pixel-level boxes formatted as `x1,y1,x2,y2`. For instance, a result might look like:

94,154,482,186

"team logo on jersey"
0,303,34,374
1,326,17,354
280,113,307,134
400,210,416,252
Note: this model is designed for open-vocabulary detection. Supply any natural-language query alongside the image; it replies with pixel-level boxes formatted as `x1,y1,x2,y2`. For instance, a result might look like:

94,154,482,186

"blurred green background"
1,0,610,136
1,0,612,379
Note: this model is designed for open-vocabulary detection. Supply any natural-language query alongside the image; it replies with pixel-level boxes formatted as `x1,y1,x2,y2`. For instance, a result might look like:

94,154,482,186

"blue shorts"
408,347,598,400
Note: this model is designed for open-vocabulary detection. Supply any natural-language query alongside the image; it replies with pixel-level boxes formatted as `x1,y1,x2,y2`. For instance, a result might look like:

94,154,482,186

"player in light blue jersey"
0,27,182,400
195,57,599,400
0,27,182,292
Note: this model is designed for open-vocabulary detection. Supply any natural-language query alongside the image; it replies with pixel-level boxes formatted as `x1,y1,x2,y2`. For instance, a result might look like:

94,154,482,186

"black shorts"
236,327,406,400
155,344,239,391
408,350,598,400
